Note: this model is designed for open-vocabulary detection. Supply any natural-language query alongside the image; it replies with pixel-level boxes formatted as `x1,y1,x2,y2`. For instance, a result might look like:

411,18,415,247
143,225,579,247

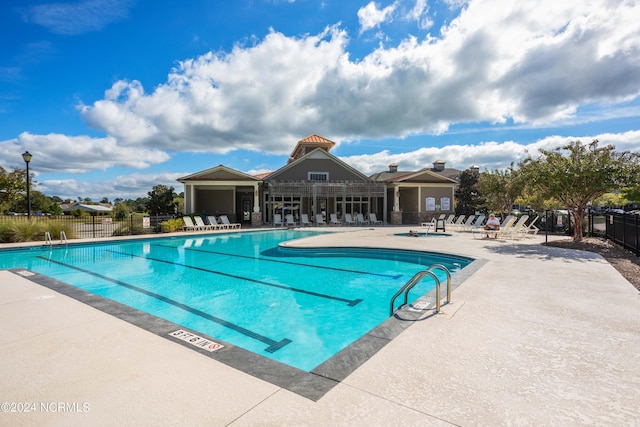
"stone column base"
390,211,403,225
251,212,263,227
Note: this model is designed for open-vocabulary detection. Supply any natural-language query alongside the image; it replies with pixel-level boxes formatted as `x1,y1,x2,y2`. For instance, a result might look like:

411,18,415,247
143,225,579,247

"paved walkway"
1,228,639,426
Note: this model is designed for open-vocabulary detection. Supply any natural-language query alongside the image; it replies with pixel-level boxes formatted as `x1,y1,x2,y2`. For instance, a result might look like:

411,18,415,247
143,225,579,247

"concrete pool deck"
1,227,639,426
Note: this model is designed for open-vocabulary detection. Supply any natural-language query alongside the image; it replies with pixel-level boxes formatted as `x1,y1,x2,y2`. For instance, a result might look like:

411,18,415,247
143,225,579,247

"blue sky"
1,0,639,201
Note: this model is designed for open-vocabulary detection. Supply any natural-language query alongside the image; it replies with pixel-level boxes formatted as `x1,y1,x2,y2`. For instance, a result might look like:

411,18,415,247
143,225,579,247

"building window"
308,172,329,181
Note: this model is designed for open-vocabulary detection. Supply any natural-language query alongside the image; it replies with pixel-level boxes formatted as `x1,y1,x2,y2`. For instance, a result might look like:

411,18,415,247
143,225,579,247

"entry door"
242,197,252,221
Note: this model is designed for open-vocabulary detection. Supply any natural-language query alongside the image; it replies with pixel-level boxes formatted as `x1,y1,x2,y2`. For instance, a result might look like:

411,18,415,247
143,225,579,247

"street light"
22,151,32,219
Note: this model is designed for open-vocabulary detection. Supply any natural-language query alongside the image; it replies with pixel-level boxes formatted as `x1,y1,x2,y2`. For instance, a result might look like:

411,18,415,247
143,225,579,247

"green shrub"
160,218,184,233
7,220,43,242
44,220,76,240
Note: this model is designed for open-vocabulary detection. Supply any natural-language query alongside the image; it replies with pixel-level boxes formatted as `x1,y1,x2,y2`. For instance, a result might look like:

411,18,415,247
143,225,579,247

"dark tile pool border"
6,257,486,401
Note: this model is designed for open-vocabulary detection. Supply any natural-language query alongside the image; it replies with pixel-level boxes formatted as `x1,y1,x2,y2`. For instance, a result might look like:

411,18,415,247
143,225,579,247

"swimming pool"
0,230,471,372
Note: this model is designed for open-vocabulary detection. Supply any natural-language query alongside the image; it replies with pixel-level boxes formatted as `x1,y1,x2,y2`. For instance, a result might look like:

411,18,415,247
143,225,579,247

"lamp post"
22,151,32,219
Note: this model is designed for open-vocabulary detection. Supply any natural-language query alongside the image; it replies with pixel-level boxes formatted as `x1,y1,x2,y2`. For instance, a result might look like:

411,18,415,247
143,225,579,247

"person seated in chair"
484,214,500,238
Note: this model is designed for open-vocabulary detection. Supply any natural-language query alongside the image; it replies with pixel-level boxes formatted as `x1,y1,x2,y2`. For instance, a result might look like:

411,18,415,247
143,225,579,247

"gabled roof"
177,165,261,182
266,147,373,182
61,203,113,212
371,168,458,184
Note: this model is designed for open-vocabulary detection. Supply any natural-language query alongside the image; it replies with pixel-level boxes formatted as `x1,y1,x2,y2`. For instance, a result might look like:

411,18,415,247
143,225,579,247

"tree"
0,166,27,213
146,184,177,216
455,169,484,216
478,164,524,218
519,140,640,241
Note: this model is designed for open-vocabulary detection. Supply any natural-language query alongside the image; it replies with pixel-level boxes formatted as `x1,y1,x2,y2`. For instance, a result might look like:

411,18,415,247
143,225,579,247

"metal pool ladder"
45,231,68,247
389,264,452,316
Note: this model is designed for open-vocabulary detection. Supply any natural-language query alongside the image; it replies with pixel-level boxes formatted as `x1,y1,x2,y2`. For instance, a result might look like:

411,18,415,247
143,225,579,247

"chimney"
389,163,398,173
433,160,445,172
470,164,480,173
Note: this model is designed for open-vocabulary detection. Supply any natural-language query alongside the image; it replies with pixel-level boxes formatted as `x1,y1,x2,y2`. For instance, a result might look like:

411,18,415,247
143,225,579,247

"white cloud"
405,0,432,30
22,0,135,35
358,1,398,34
37,172,185,201
0,132,169,173
75,0,640,159
340,130,640,174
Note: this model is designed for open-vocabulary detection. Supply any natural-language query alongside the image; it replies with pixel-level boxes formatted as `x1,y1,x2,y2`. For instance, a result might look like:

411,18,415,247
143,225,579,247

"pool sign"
143,217,150,229
169,330,224,352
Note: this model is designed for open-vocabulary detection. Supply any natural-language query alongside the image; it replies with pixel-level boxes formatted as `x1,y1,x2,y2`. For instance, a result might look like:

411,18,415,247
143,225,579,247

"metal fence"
1,214,175,240
589,211,640,256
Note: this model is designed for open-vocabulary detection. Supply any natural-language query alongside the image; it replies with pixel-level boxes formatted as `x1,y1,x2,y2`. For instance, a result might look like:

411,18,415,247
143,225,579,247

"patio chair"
356,213,369,225
220,215,241,229
182,216,197,231
285,214,297,227
465,214,486,232
207,216,224,230
450,215,466,230
524,216,540,237
329,213,342,225
501,215,530,239
273,213,284,227
344,213,357,226
300,214,312,226
315,214,326,225
194,216,213,230
368,213,383,225
445,214,456,224
455,215,475,232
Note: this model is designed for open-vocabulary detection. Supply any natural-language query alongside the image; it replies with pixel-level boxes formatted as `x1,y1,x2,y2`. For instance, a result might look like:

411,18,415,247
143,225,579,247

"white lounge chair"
182,216,197,231
273,213,284,227
502,215,530,239
344,213,357,226
445,214,456,224
455,215,475,232
205,216,222,230
300,214,312,226
451,215,466,230
368,213,383,225
315,214,326,225
220,215,241,229
329,213,341,225
465,214,486,232
356,213,369,225
194,216,213,230
285,214,297,227
524,216,540,237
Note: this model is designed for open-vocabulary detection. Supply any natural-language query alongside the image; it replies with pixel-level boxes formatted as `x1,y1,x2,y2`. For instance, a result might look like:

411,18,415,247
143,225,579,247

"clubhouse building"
178,134,473,226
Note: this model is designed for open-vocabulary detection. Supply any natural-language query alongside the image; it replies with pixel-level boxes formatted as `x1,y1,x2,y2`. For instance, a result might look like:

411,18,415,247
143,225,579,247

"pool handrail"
389,265,452,316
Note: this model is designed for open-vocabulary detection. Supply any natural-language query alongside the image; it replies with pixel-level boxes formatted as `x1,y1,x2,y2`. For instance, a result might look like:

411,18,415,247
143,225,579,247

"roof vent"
389,163,398,173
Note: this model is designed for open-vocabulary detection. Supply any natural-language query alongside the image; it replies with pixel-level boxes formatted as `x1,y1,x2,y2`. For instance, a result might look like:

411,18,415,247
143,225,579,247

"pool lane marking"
38,256,292,353
106,250,362,307
156,244,402,280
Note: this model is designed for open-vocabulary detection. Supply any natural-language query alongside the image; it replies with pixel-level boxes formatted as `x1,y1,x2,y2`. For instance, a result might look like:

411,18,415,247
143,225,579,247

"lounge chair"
315,214,326,225
356,213,369,225
344,213,357,226
182,216,197,231
465,214,486,232
451,215,466,230
194,216,213,230
300,214,312,226
206,216,223,230
368,213,383,225
220,215,241,229
285,214,297,227
524,216,540,237
501,215,530,239
445,214,456,224
273,213,284,227
455,215,475,232
329,213,341,225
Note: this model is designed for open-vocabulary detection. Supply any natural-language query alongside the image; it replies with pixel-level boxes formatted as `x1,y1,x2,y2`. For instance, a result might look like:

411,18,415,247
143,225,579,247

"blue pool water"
0,230,471,371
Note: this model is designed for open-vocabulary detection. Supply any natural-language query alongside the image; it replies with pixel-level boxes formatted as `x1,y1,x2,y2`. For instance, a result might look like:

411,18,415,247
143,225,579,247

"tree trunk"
572,205,585,242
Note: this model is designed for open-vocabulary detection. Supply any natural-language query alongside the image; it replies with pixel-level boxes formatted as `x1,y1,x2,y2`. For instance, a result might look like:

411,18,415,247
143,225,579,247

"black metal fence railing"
0,214,176,241
589,211,640,256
